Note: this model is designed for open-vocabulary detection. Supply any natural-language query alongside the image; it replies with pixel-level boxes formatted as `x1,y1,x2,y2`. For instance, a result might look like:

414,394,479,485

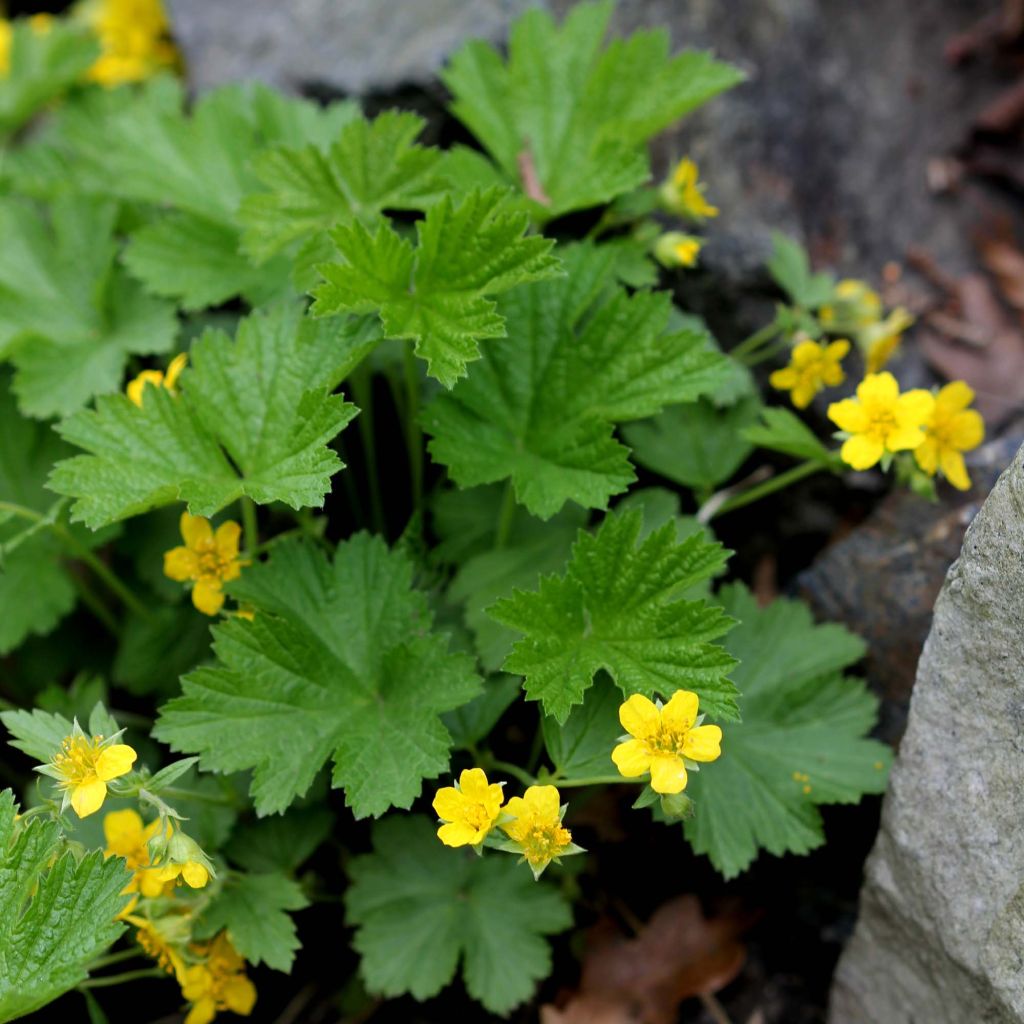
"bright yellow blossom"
858,307,914,374
164,512,245,616
103,808,171,900
828,372,934,471
80,0,177,87
432,768,504,848
43,728,136,818
126,912,190,983
0,21,11,75
182,933,257,1024
501,785,576,878
769,337,850,409
913,381,985,491
660,157,719,220
654,231,703,269
151,828,214,889
611,691,722,795
819,279,882,331
126,352,187,407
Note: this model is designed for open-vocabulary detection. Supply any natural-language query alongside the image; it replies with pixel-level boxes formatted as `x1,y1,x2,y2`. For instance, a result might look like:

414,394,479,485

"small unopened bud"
659,792,694,821
654,232,703,270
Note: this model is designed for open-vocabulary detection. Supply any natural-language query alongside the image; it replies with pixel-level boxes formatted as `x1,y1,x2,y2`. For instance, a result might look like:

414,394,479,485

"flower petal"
884,422,925,452
184,995,218,1024
828,398,868,434
950,409,984,451
769,367,798,391
164,352,188,390
182,860,209,888
619,693,659,740
940,448,971,491
71,777,108,818
192,577,225,616
437,821,478,847
432,787,470,822
857,371,898,404
611,739,651,777
102,808,144,851
222,975,257,1016
895,389,934,427
840,433,884,470
457,768,490,800
96,744,137,781
914,437,939,475
661,690,699,732
649,754,687,794
215,520,242,561
163,546,199,582
524,785,560,818
180,512,213,549
682,724,723,762
936,380,974,413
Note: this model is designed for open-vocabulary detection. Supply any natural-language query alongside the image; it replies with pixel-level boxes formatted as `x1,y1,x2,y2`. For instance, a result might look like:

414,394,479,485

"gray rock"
165,0,540,96
829,441,1024,1024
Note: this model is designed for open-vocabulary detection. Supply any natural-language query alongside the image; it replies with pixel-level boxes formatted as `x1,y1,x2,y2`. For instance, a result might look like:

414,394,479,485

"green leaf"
239,110,448,264
766,232,834,308
542,674,622,780
443,674,521,750
49,304,366,528
196,870,309,972
63,78,357,308
346,816,572,1014
225,806,332,875
0,197,177,418
442,1,743,219
311,187,561,387
489,508,737,724
0,20,98,136
0,789,129,1022
1,706,72,763
445,503,585,670
623,395,762,492
424,243,730,519
684,584,890,879
743,406,843,467
154,535,482,818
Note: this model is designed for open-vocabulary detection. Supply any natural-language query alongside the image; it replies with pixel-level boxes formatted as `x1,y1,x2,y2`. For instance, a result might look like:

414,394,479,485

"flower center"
520,822,571,866
861,399,899,440
53,735,102,784
194,542,231,579
645,723,689,758
463,803,494,831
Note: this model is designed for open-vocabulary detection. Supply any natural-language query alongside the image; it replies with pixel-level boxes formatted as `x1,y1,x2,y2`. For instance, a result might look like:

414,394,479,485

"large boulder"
829,442,1024,1023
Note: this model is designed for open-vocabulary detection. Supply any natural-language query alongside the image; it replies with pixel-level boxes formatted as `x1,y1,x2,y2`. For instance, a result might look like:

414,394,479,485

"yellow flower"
654,231,703,269
432,768,504,848
152,828,215,889
828,372,934,471
611,691,722,795
126,352,187,407
858,307,914,374
660,157,719,220
913,381,985,491
500,785,576,878
125,912,190,983
182,933,257,1024
163,512,245,616
44,728,136,818
80,0,177,87
769,337,850,409
103,808,171,899
819,279,882,331
0,21,11,76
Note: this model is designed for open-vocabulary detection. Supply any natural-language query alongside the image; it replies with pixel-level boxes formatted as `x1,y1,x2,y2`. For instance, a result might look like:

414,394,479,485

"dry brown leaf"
978,234,1024,312
541,896,750,1024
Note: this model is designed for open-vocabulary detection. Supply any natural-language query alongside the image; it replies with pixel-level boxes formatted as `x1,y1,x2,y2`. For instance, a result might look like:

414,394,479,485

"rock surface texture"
165,0,536,96
829,442,1024,1024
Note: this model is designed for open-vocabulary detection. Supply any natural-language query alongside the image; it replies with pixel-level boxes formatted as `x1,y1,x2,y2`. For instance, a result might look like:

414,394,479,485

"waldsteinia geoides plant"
0,0,977,1019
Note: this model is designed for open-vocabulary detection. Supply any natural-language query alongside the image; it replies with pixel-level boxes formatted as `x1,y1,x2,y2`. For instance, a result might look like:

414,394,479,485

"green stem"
240,497,259,558
156,785,241,809
555,775,634,788
402,345,423,512
739,336,789,368
0,501,151,622
730,318,782,361
484,758,536,788
493,480,516,549
707,460,823,520
86,947,144,972
79,968,164,990
349,365,386,534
